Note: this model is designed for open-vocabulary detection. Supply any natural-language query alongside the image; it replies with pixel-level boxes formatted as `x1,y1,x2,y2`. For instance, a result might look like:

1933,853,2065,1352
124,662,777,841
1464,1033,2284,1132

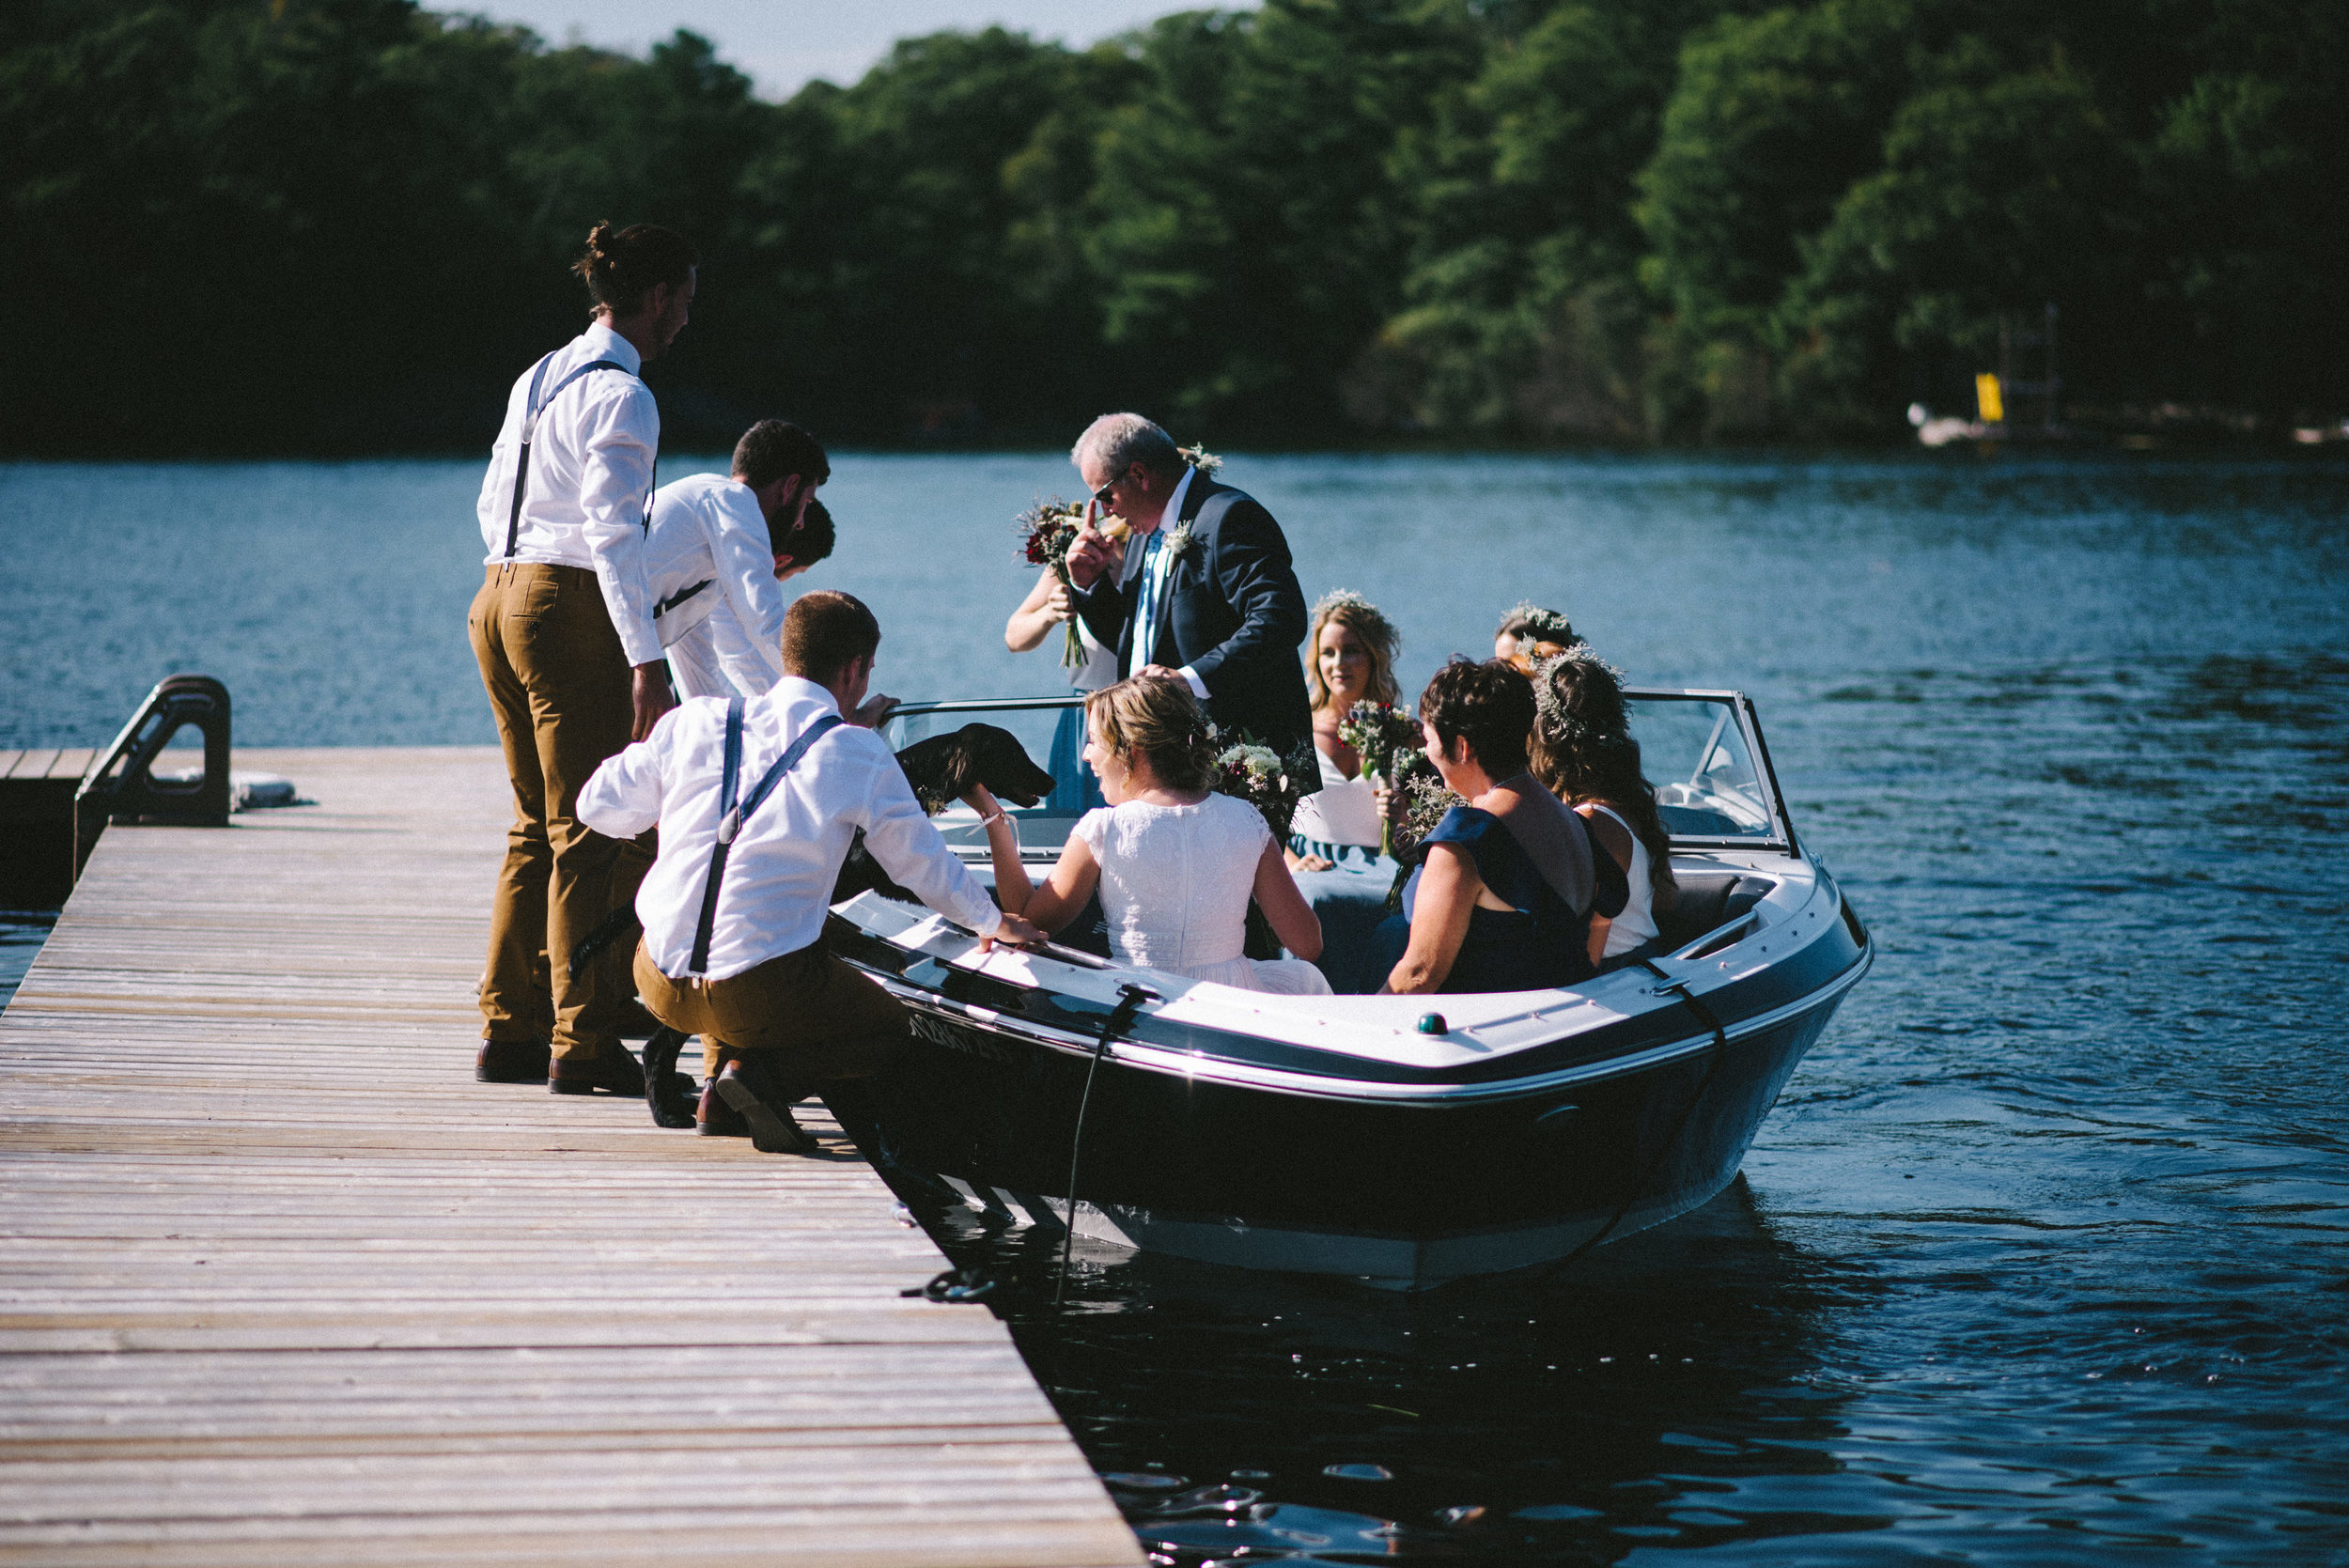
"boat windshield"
882,689,1792,857
880,695,1092,858
1624,689,1788,847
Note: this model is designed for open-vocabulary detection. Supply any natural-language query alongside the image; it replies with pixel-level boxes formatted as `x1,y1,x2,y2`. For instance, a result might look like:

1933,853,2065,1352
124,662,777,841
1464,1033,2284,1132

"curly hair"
1530,648,1675,898
1085,675,1219,792
1305,589,1401,712
779,498,834,566
1417,658,1533,780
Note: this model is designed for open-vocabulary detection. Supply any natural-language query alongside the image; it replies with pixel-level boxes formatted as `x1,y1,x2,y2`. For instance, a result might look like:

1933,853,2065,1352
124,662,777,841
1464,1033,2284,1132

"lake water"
2,452,2345,1560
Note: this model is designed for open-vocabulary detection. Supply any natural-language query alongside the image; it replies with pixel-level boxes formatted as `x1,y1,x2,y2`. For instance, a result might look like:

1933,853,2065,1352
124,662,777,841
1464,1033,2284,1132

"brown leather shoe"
548,1043,646,1096
476,1039,551,1083
712,1058,815,1154
696,1078,748,1137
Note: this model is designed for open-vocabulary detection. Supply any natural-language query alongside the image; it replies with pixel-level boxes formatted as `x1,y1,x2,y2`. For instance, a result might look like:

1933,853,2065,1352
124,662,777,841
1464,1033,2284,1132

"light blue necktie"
1133,528,1166,669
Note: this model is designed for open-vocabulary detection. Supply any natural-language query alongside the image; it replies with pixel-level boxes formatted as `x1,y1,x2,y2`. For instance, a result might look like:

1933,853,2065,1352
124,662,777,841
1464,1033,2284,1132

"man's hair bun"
570,222,697,318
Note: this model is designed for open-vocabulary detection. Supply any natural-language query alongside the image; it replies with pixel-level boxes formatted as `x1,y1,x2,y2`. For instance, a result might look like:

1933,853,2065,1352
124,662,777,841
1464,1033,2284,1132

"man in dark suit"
1065,413,1312,755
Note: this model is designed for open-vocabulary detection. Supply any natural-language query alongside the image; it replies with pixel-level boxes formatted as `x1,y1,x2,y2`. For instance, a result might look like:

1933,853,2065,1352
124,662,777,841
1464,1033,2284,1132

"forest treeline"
8,0,2343,454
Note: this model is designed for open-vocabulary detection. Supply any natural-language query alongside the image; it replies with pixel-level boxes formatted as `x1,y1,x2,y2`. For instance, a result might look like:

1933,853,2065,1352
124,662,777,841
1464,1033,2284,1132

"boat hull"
836,966,1857,1289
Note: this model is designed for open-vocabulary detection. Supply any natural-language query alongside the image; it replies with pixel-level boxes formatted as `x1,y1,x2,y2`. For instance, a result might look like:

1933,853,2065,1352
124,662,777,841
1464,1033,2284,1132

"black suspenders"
651,578,715,625
503,353,636,557
686,703,846,975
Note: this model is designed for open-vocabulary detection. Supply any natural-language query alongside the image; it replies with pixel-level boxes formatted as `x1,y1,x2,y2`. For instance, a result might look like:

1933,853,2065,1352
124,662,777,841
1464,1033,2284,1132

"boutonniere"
1163,521,1198,562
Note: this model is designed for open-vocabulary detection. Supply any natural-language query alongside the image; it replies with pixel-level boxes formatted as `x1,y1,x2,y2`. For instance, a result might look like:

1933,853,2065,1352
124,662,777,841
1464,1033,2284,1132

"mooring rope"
1056,982,1158,1306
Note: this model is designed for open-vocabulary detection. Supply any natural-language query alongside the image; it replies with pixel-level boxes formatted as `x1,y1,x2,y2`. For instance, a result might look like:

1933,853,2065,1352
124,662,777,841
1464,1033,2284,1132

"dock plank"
0,746,1140,1568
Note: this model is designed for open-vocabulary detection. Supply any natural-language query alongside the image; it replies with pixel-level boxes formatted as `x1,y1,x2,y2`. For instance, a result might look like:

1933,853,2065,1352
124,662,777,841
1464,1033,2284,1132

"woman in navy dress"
1370,659,1626,995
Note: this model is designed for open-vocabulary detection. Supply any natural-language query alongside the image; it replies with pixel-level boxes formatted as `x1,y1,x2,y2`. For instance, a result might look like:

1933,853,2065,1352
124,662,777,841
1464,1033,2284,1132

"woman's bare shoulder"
1578,801,1632,855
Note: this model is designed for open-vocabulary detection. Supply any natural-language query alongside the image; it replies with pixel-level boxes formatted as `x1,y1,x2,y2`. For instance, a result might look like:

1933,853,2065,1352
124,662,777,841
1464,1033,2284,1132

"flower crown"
1312,588,1401,656
1532,644,1630,750
1501,600,1578,647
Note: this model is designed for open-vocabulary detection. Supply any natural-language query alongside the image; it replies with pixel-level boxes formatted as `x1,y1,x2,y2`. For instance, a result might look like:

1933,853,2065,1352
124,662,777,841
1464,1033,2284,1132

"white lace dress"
1073,793,1333,995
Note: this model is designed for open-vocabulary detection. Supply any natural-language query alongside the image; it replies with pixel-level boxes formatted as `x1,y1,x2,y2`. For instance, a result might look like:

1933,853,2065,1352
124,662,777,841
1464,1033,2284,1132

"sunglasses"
1089,474,1121,509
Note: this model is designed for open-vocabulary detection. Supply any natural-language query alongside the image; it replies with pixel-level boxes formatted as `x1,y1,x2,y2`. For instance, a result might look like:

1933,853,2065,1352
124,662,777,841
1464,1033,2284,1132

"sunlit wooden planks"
0,746,1140,1568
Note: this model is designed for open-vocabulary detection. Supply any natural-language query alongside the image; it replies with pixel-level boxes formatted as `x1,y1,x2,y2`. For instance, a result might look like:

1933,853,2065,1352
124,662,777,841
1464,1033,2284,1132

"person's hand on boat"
630,661,677,742
1285,845,1333,875
849,691,899,728
977,911,1046,954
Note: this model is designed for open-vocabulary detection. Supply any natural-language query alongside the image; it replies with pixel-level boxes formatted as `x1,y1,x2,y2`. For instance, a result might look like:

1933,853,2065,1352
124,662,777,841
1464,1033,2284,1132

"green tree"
1358,0,1723,437
1776,46,2139,430
1634,0,1917,434
1082,0,1483,437
739,27,1125,438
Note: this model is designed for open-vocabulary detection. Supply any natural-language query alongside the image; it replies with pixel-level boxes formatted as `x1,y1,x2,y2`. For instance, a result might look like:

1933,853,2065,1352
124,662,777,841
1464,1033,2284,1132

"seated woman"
1531,647,1678,970
1370,660,1626,995
1493,601,1580,675
1285,590,1405,873
990,676,1331,995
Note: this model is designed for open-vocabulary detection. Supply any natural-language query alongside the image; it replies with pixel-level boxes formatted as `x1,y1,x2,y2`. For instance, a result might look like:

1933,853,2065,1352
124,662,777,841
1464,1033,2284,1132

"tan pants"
634,939,911,1089
468,562,652,1062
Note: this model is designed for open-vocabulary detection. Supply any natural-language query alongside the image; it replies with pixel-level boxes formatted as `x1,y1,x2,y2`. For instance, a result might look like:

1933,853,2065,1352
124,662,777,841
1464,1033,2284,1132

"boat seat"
1655,872,1776,951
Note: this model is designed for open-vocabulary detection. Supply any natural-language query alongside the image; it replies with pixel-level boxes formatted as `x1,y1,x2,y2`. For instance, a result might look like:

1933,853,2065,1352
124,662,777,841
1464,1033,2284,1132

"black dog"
836,723,1059,902
894,722,1057,815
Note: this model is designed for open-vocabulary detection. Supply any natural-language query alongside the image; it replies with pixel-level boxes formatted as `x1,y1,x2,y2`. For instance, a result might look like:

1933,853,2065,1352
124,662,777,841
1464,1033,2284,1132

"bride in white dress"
987,677,1332,995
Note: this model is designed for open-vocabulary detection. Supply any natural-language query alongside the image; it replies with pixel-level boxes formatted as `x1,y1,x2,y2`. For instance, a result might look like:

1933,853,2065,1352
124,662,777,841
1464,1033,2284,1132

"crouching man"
578,590,1044,1152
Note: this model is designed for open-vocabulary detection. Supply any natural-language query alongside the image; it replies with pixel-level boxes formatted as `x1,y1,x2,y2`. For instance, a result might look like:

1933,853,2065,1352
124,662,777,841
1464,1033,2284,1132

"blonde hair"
1305,590,1401,712
1084,675,1219,792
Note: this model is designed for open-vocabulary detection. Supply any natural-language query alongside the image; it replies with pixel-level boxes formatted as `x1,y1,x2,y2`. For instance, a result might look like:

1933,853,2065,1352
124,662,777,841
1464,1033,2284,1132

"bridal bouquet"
1385,751,1464,911
1214,740,1309,844
1015,498,1089,670
1337,699,1423,857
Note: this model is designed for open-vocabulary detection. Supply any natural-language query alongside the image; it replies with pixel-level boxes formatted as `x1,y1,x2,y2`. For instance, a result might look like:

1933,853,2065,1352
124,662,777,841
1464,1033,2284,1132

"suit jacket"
1072,476,1313,756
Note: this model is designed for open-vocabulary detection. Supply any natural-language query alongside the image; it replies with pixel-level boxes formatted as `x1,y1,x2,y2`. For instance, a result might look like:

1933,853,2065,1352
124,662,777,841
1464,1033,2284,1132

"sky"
474,1,1236,98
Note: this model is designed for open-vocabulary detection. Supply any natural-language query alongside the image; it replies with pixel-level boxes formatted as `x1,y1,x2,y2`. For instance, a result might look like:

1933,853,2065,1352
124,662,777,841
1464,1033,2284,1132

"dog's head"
895,722,1059,813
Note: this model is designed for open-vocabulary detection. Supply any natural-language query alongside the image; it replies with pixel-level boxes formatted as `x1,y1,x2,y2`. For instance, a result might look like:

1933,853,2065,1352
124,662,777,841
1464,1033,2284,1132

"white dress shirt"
474,320,663,667
1129,465,1208,699
578,677,1003,979
644,473,787,693
666,606,786,701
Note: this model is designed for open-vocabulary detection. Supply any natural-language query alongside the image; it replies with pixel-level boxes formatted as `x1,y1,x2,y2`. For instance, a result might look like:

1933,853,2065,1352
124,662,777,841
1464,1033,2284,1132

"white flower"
1163,521,1198,561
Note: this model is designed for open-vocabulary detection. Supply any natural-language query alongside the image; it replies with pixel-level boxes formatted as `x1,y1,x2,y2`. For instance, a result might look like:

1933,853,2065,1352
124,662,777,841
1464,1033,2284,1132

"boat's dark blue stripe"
827,908,1866,1091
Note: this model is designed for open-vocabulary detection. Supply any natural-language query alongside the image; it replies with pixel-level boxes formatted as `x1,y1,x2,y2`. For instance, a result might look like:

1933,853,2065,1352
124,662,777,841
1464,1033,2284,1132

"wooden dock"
0,746,1143,1567
0,750,99,909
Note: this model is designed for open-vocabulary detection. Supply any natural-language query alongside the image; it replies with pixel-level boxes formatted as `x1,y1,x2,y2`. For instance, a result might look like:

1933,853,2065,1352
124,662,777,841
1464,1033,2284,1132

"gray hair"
1072,412,1183,480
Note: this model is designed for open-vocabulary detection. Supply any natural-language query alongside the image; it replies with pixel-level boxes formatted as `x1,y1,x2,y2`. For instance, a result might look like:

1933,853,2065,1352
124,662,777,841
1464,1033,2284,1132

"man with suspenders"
644,421,828,703
578,592,1045,1151
468,222,695,1094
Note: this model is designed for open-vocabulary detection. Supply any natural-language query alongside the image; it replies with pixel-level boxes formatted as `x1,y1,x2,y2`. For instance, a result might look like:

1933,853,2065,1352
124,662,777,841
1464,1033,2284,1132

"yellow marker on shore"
1976,373,2005,424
